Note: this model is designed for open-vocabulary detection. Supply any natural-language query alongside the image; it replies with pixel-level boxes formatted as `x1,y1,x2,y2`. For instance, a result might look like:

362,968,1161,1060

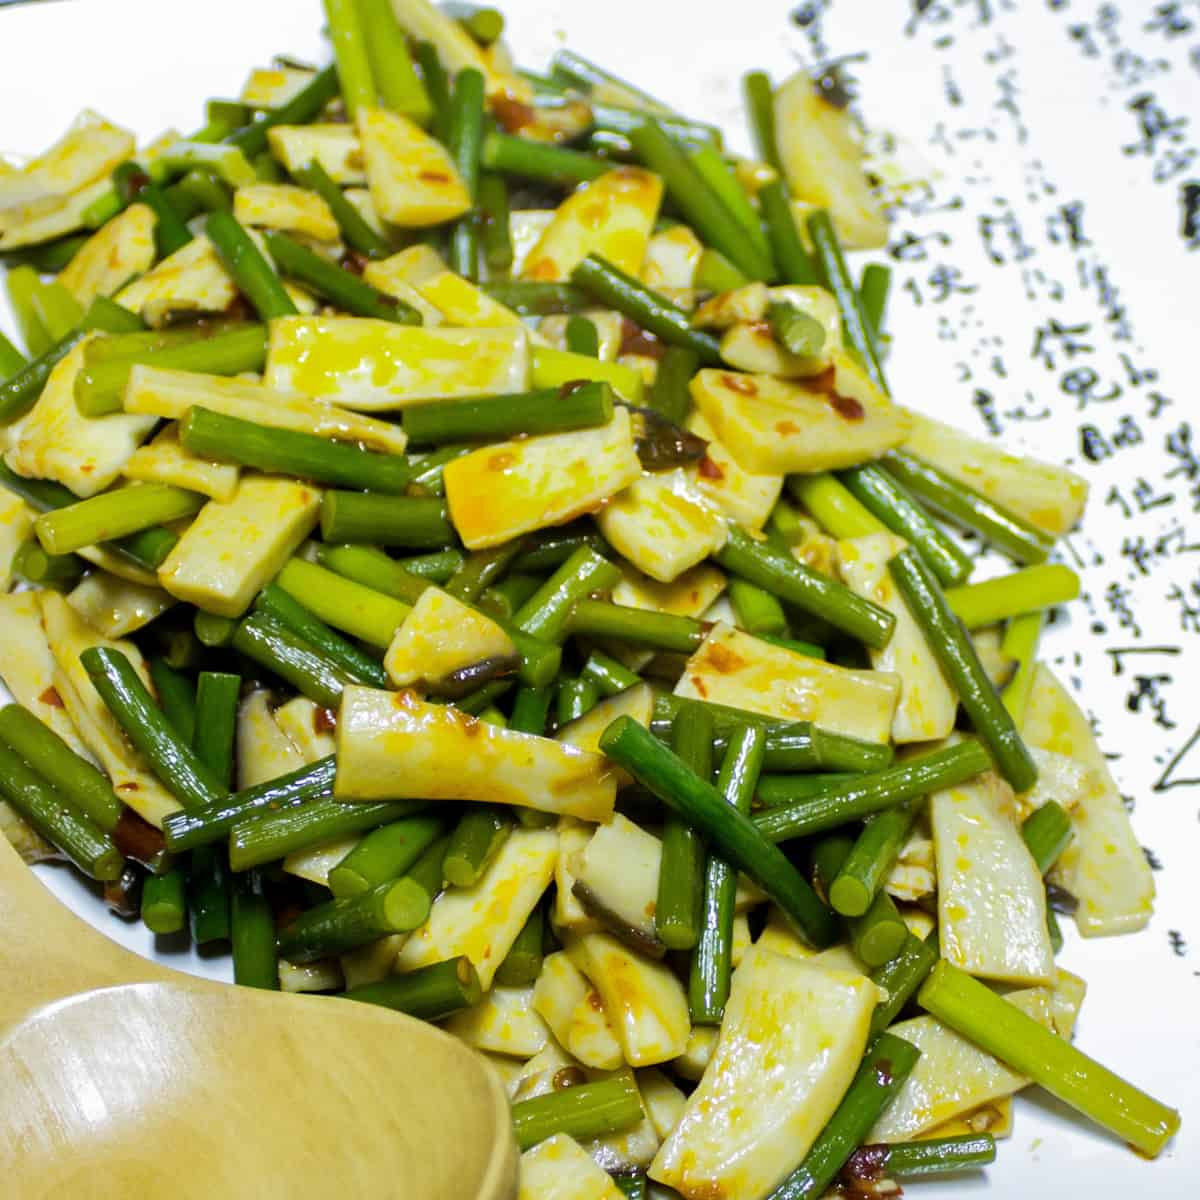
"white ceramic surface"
1,0,1196,1193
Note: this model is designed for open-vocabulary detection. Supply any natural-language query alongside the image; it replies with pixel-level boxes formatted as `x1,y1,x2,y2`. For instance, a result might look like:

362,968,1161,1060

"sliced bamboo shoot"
66,572,175,639
6,339,156,498
566,932,690,1068
264,316,528,410
123,425,241,503
116,235,239,324
39,592,179,827
684,411,782,532
902,412,1088,536
59,203,156,305
385,586,515,689
1022,663,1155,936
689,354,909,474
233,183,338,241
836,533,956,743
651,947,875,1199
532,951,624,1071
157,477,321,618
267,124,367,184
442,984,551,1058
336,687,616,822
674,622,900,743
236,690,305,790
273,695,337,764
124,366,409,455
932,771,1056,985
572,812,662,956
518,1134,624,1200
444,410,641,550
522,168,662,282
395,827,556,988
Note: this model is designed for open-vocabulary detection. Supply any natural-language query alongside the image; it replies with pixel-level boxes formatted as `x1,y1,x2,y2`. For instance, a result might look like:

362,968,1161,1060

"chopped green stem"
75,324,268,416
148,657,197,744
716,525,895,649
580,651,641,697
277,875,430,962
255,582,389,688
320,490,454,547
264,230,420,322
689,725,764,1024
407,443,471,495
328,814,445,898
758,633,825,659
0,704,122,831
480,281,592,316
515,547,622,642
844,1133,996,1182
510,529,608,575
512,1071,644,1151
394,547,464,581
318,543,434,604
0,297,146,426
689,143,771,260
494,906,545,987
1022,800,1073,875
656,706,713,953
551,49,675,114
789,472,886,540
403,381,613,444
12,541,83,588
7,265,52,356
230,796,425,871
163,169,231,218
765,1033,921,1200
343,955,481,1019
194,611,238,646
294,158,392,258
889,548,1038,792
205,211,298,321
34,483,202,557
830,802,921,918
760,180,819,285
481,131,609,185
113,162,194,257
556,677,599,725
356,0,432,123
141,867,187,934
231,869,279,989
944,564,1080,630
882,451,1054,564
411,41,451,139
600,716,837,947
477,173,513,272
850,888,908,967
234,605,352,703
728,577,789,637
645,345,699,425
477,573,541,619
918,961,1180,1159
1000,610,1044,725
159,142,256,189
567,598,703,653
769,301,826,357
629,120,772,280
81,646,228,811
858,263,892,345
163,756,336,852
443,805,513,887
509,684,554,735
755,740,991,842
0,734,122,881
447,68,485,278
0,330,27,379
867,932,939,1041
571,255,722,362
694,247,750,293
565,315,600,358
182,405,413,492
445,538,525,604
188,846,231,945
838,463,974,587
323,0,377,116
742,70,781,171
806,209,888,394
32,280,84,341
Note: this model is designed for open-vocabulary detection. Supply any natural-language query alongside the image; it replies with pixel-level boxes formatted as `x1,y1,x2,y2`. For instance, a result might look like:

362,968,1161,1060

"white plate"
1,0,1195,1194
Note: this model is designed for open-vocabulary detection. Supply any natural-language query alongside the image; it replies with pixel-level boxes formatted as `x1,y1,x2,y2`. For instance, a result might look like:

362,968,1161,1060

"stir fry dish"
0,1,1181,1197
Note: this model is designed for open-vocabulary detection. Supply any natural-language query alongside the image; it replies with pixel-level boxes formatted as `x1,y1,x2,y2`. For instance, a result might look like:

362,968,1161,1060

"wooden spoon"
0,836,518,1200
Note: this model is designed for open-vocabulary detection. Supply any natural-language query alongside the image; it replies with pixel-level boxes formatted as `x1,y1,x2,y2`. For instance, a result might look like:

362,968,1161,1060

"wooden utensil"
0,836,518,1200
